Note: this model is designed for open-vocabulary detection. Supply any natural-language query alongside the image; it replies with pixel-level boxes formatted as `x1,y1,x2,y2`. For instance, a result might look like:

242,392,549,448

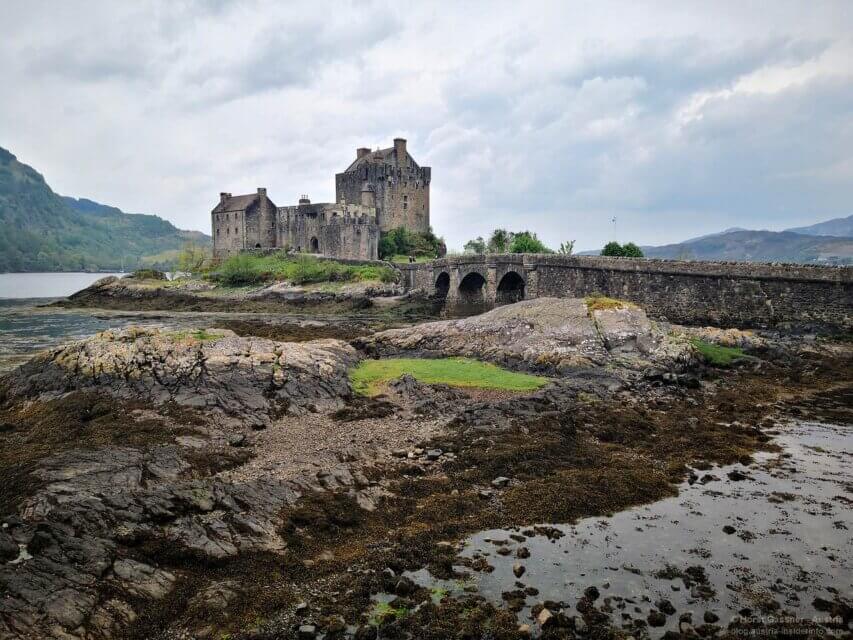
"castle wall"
276,203,379,260
212,208,247,257
335,162,430,233
401,255,853,331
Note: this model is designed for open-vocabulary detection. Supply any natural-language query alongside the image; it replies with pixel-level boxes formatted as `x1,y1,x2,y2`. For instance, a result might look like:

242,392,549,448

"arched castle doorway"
310,237,319,253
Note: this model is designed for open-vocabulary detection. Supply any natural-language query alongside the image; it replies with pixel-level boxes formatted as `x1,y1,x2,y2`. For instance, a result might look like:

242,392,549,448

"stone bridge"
397,254,853,330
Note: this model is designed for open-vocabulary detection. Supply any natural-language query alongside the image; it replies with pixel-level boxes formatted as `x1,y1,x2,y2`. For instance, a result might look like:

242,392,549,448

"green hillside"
0,146,210,272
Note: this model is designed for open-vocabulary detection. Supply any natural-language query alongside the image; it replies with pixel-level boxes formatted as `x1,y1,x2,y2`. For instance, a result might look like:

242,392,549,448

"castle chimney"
357,147,370,159
394,138,407,160
257,187,267,196
298,195,311,205
220,192,230,203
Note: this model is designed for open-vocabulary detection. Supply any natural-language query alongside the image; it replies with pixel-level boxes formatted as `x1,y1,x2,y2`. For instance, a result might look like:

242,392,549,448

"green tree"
177,241,212,273
487,228,512,253
464,237,486,254
558,240,575,255
621,242,644,257
601,241,644,257
508,231,551,254
601,241,624,256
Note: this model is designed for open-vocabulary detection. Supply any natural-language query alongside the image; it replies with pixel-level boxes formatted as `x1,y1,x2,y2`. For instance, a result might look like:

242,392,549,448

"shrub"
508,231,552,254
379,227,444,259
601,241,644,257
130,269,167,280
209,252,396,287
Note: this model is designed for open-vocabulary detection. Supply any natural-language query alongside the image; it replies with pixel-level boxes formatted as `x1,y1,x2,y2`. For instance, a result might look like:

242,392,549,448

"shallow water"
411,421,852,635
0,300,221,372
0,272,125,299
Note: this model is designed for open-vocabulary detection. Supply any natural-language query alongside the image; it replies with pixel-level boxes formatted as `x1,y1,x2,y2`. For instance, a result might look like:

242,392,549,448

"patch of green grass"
168,329,224,343
388,254,433,264
207,252,397,287
369,601,410,626
350,357,549,396
690,338,747,366
584,295,638,312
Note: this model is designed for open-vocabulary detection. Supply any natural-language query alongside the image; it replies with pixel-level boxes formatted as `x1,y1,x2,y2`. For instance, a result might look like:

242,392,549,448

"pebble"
491,476,511,488
297,624,316,639
537,607,553,627
426,449,443,460
513,562,526,577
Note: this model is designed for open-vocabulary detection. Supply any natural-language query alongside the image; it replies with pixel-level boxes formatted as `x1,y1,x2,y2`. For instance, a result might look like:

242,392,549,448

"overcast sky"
1,1,851,251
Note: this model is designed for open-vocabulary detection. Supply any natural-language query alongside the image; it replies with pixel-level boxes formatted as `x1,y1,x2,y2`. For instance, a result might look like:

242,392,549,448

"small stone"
583,586,600,601
491,476,511,488
656,599,676,615
516,546,530,559
297,624,317,639
513,562,526,578
722,525,736,534
227,433,246,447
537,607,554,627
574,616,588,633
295,602,308,615
704,611,720,624
426,449,443,461
478,489,493,500
518,623,531,636
647,610,666,627
391,449,408,458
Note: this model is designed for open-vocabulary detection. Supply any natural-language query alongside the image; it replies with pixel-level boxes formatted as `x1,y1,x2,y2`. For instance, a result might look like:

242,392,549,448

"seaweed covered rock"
2,327,359,427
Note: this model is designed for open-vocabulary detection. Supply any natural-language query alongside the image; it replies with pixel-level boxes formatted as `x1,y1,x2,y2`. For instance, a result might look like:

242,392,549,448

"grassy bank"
350,357,549,396
208,253,397,287
691,338,747,366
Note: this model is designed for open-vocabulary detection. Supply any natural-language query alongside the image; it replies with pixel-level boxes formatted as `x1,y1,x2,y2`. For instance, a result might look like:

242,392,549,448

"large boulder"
2,327,359,426
357,298,693,372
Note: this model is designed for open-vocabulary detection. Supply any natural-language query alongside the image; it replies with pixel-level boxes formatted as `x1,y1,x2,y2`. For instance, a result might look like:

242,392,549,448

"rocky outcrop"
357,298,695,373
3,327,358,428
60,275,404,313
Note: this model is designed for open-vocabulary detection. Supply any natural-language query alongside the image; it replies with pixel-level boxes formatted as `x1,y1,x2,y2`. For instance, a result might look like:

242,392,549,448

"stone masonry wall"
400,255,853,330
335,161,430,233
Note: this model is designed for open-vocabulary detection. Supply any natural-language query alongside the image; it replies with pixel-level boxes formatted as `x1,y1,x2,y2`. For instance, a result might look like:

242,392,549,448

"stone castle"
212,138,430,260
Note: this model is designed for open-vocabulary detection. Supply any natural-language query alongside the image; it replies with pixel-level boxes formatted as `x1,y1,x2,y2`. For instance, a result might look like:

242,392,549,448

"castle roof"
212,193,259,214
343,147,425,173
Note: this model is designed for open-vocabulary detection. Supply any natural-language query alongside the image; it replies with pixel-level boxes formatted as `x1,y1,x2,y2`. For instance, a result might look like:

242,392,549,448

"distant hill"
0,146,210,272
785,214,853,238
638,228,853,265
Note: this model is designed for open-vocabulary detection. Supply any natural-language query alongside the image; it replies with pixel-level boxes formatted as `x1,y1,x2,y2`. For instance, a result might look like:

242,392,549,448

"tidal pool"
411,421,852,636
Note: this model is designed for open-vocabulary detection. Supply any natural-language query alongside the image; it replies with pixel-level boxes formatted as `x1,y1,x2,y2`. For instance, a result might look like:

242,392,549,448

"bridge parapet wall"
402,254,852,330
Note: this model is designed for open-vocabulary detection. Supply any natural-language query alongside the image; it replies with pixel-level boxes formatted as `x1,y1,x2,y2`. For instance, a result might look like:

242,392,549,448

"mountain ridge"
0,146,209,272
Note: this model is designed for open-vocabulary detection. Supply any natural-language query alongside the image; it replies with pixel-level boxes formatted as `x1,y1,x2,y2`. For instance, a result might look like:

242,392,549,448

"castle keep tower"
335,138,431,233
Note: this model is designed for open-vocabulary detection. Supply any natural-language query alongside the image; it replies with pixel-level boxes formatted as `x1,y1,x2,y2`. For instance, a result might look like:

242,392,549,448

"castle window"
403,195,408,210
216,229,220,236
235,227,239,234
227,227,230,235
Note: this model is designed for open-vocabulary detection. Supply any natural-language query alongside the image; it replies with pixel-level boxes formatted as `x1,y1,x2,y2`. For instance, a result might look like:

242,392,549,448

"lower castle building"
212,138,430,261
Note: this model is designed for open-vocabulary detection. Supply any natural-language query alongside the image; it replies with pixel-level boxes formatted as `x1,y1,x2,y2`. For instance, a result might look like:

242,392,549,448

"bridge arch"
434,271,450,299
458,272,487,305
496,270,525,304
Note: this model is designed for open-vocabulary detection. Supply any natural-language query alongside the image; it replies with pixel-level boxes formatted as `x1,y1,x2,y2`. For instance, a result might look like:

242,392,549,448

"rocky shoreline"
52,274,430,316
0,298,850,639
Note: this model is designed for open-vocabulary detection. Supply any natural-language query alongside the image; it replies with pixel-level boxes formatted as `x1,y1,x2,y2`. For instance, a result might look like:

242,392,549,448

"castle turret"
357,147,370,159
